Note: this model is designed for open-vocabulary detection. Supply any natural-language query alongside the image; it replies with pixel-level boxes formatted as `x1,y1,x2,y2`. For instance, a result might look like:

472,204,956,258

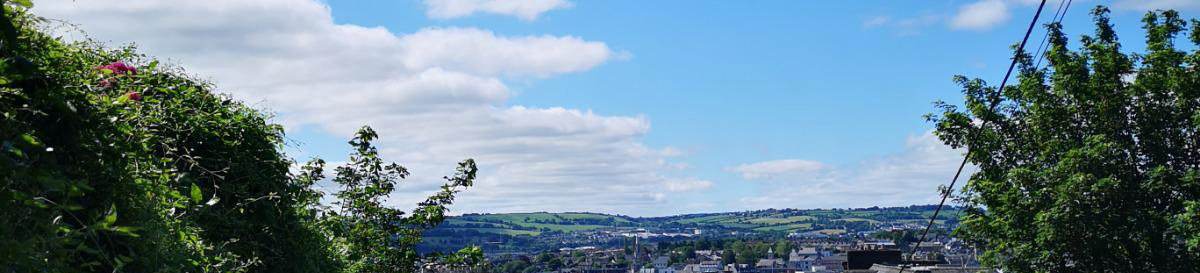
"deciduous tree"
930,6,1200,273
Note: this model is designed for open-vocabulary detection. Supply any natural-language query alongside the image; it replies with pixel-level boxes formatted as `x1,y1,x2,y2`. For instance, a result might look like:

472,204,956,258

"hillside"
420,205,964,254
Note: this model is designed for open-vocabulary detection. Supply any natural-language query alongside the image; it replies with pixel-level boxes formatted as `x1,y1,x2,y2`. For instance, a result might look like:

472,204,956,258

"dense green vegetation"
0,3,479,272
930,7,1200,273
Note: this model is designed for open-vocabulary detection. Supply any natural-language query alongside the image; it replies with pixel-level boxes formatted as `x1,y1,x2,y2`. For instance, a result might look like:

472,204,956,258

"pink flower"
98,61,137,75
112,62,137,75
126,91,142,101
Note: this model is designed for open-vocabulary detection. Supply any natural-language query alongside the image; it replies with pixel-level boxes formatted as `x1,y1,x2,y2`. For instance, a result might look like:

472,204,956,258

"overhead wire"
1034,0,1074,70
1029,0,1068,69
895,0,1052,272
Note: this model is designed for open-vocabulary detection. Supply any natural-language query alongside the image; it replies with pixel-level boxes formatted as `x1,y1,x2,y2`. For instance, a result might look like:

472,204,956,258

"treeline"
869,229,949,249
521,216,627,226
658,238,794,265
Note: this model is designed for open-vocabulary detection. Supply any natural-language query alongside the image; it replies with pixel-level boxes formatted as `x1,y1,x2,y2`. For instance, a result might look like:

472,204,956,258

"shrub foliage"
0,2,480,272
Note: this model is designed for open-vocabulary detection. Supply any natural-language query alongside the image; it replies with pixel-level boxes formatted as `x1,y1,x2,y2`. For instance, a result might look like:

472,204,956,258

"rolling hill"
420,205,965,254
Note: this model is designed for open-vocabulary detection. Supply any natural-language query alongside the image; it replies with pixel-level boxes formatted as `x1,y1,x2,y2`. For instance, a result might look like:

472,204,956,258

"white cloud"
668,162,690,170
862,16,891,28
870,0,1095,35
660,147,685,157
398,28,615,78
1114,0,1200,11
950,0,1011,31
665,178,715,192
727,159,828,180
424,0,571,21
862,14,943,36
734,132,971,209
33,0,701,216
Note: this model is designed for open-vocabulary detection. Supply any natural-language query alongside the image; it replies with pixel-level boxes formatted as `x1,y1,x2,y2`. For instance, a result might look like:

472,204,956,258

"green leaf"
189,183,202,203
11,0,32,8
4,146,22,158
102,204,117,226
19,134,41,148
110,226,141,238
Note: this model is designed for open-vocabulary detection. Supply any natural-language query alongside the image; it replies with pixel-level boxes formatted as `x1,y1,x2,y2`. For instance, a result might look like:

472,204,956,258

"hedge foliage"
0,3,480,272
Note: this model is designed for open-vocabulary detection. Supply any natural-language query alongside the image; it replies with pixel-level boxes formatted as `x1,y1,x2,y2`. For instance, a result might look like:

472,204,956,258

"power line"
1034,0,1074,70
897,1,1051,272
1029,0,1067,70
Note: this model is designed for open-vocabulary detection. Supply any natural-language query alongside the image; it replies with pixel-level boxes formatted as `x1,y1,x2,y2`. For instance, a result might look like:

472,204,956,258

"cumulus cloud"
665,178,715,192
424,0,571,21
734,132,971,209
726,159,827,180
33,0,702,216
868,0,1049,35
398,28,615,78
950,0,1011,31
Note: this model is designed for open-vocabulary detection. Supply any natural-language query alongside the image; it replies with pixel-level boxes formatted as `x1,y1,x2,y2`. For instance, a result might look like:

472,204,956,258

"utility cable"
897,0,1050,272
1034,0,1074,70
1029,0,1067,70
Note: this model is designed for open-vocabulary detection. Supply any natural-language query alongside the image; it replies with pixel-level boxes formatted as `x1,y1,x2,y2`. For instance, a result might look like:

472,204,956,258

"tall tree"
721,245,737,264
773,241,791,261
327,126,482,273
929,6,1200,273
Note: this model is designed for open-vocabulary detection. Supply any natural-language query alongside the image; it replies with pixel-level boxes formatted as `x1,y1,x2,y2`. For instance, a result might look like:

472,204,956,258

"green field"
556,213,636,223
521,223,610,232
452,212,629,233
898,219,946,225
752,223,813,232
445,218,512,226
674,214,740,224
747,215,814,225
462,212,634,224
445,228,541,236
836,218,880,223
463,212,558,222
921,209,963,219
815,229,847,235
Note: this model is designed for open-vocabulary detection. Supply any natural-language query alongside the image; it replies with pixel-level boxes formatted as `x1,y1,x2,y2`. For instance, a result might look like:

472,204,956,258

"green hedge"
0,4,337,272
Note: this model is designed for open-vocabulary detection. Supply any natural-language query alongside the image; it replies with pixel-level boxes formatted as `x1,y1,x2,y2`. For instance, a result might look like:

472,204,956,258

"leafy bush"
0,3,480,272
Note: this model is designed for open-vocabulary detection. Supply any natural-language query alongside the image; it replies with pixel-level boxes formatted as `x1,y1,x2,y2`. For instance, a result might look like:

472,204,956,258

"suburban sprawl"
421,206,992,273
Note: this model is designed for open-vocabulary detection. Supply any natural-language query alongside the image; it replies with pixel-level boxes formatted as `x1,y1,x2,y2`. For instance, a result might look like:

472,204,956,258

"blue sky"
37,0,1200,216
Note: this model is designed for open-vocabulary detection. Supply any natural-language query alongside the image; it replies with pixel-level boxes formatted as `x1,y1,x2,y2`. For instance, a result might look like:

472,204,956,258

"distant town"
420,205,991,273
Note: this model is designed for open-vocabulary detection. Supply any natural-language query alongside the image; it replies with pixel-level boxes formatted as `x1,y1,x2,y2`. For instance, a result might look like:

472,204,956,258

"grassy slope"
752,223,813,232
449,212,635,233
747,215,814,225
